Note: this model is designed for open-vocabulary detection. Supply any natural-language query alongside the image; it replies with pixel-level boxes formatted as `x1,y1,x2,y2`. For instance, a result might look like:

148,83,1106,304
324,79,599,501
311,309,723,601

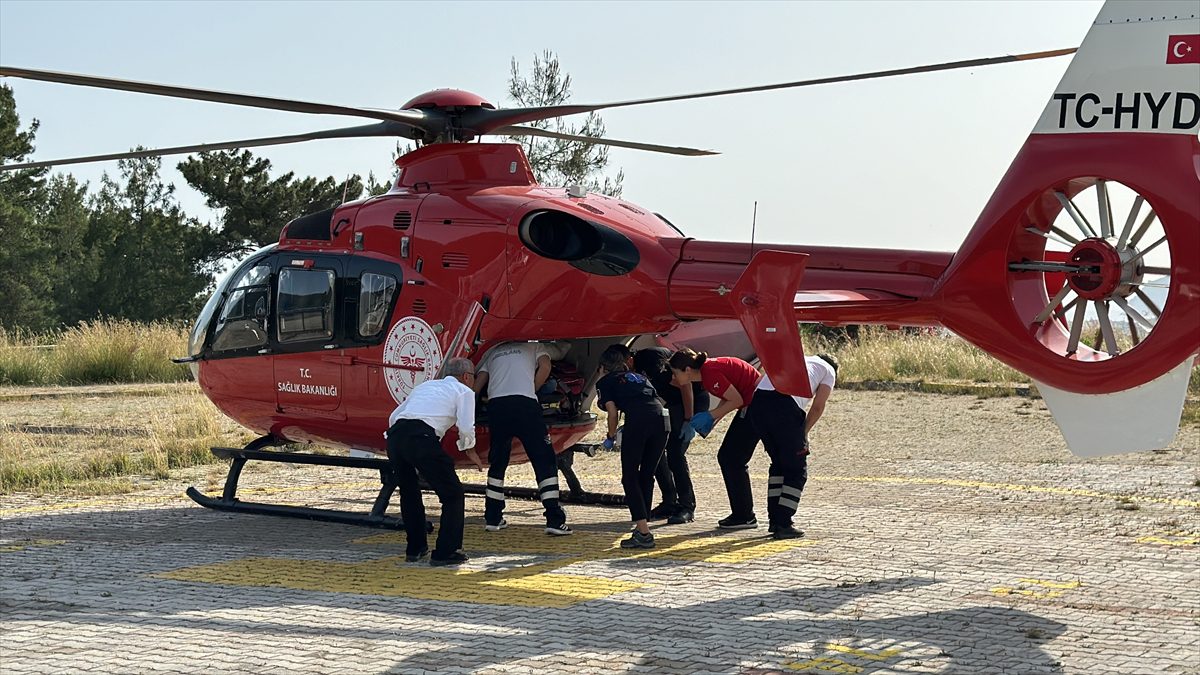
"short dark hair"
816,353,839,374
599,344,632,372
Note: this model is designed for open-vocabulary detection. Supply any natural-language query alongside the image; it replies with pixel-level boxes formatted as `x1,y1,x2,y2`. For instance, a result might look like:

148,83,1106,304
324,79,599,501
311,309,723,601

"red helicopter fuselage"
189,141,959,466
189,129,1199,467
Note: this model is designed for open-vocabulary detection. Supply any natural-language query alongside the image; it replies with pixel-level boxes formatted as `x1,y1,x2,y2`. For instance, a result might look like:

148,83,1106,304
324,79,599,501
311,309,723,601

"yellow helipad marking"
991,577,1082,599
0,539,66,553
155,556,640,608
159,525,812,607
786,656,864,673
1136,531,1199,547
786,643,905,673
643,534,817,563
358,524,814,565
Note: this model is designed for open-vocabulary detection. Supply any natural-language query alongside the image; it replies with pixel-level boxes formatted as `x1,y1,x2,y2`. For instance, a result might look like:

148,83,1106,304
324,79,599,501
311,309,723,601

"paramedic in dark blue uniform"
597,344,669,549
634,346,709,524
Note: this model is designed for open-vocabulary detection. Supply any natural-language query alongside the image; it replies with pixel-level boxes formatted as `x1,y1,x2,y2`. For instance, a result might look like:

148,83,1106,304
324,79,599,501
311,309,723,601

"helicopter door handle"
401,236,410,258
322,355,356,365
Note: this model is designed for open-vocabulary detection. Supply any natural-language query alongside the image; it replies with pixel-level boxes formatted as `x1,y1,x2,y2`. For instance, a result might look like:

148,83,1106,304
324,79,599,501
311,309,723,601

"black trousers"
653,404,697,511
386,418,465,558
484,395,567,526
749,389,809,527
620,405,668,522
716,408,763,520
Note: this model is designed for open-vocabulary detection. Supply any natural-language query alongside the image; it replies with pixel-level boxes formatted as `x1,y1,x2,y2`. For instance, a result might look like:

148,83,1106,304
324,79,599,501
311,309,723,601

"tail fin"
936,0,1199,455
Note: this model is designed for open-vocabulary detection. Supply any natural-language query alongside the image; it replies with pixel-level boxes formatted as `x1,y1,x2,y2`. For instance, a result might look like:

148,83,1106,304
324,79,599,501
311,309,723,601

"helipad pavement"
1,447,1197,674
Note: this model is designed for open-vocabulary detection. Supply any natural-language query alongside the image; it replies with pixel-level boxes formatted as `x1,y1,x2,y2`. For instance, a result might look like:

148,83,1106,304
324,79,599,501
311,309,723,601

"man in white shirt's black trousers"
386,357,483,566
474,342,572,536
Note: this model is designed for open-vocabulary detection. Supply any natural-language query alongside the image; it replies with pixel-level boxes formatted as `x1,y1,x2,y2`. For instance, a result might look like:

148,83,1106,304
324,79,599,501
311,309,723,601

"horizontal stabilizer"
1036,357,1194,457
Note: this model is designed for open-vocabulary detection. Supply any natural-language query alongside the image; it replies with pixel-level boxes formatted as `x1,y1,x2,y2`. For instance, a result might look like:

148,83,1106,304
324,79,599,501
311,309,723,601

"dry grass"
814,327,1027,384
0,320,191,386
0,388,249,494
814,327,1199,399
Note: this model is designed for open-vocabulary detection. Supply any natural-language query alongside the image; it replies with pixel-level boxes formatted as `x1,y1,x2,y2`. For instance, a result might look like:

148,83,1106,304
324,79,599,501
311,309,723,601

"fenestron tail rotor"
0,47,1075,171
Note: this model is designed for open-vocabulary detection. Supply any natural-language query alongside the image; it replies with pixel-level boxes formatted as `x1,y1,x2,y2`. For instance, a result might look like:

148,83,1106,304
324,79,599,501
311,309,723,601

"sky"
0,0,1104,253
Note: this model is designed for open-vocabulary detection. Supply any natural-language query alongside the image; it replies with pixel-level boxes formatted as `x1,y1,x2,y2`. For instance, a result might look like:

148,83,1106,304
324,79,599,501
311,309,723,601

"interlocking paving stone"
3,393,1198,674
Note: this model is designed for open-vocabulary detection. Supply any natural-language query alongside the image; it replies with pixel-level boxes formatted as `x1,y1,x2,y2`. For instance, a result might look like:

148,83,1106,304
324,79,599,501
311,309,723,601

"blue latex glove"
602,436,616,451
678,422,697,445
690,411,715,438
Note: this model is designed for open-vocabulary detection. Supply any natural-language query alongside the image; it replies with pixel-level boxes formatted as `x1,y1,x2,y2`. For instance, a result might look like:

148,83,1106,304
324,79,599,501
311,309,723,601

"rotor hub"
401,89,494,111
1066,237,1128,301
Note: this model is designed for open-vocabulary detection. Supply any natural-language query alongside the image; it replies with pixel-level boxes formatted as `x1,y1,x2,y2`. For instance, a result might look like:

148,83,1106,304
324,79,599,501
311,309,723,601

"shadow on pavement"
1,505,1067,673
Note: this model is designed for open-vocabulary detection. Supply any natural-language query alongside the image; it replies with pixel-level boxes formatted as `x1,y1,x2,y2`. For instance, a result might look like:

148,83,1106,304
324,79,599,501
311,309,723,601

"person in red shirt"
668,348,763,529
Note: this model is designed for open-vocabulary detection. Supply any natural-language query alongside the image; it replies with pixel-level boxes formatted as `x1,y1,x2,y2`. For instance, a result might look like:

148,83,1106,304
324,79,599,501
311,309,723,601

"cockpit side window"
358,272,397,339
277,268,336,343
210,264,272,353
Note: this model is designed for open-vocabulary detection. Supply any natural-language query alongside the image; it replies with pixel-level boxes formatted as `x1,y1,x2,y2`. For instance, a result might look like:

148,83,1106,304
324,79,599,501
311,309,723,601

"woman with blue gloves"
597,344,670,549
668,349,763,530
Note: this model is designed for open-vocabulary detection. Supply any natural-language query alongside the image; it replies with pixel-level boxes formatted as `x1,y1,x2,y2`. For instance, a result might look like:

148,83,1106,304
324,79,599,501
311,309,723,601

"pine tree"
0,84,56,331
507,51,624,197
179,150,375,253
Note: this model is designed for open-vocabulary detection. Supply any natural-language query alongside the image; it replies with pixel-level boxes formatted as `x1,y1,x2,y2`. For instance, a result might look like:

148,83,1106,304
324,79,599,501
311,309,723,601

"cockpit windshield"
188,244,277,357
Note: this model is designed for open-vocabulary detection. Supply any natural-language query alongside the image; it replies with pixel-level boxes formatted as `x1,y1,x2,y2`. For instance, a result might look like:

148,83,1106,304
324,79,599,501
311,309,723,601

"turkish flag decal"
1166,35,1200,64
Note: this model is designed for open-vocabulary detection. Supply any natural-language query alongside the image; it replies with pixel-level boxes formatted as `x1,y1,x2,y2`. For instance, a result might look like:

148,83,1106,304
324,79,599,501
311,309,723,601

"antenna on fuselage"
749,200,758,261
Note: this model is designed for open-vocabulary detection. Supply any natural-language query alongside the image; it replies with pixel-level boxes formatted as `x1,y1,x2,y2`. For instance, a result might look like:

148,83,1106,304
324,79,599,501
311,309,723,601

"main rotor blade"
0,66,430,129
463,48,1077,134
0,121,411,171
496,125,717,156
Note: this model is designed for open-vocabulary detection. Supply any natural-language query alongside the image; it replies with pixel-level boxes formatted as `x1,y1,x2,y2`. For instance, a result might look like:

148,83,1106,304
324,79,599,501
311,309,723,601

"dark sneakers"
772,525,805,540
666,510,695,525
405,548,429,563
648,503,677,521
430,550,470,566
717,515,759,530
620,530,656,549
545,522,573,536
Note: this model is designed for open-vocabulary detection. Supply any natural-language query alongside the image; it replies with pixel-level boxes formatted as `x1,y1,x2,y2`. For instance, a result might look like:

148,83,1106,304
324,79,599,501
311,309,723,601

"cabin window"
358,272,397,338
210,264,271,353
277,268,336,343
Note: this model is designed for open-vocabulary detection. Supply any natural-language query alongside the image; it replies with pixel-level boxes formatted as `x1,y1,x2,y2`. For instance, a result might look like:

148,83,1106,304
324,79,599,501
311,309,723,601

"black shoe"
429,551,470,566
666,510,694,525
405,547,429,563
545,522,573,536
772,525,805,540
717,515,758,530
648,503,677,520
620,530,656,549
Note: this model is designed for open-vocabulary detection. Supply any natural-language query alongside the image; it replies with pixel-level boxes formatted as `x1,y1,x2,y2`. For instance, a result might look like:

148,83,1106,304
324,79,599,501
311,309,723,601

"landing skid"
186,437,625,529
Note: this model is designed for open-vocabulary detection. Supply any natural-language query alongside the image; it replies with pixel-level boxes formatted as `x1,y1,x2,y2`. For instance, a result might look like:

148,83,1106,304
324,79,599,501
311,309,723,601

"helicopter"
1,0,1196,530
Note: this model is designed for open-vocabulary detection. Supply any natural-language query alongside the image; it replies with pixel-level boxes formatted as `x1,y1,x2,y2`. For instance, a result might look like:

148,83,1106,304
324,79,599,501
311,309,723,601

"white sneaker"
485,518,508,532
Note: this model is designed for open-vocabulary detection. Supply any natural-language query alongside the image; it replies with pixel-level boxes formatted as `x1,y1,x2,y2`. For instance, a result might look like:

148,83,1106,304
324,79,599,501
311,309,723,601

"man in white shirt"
749,353,838,540
386,357,483,566
474,342,571,536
